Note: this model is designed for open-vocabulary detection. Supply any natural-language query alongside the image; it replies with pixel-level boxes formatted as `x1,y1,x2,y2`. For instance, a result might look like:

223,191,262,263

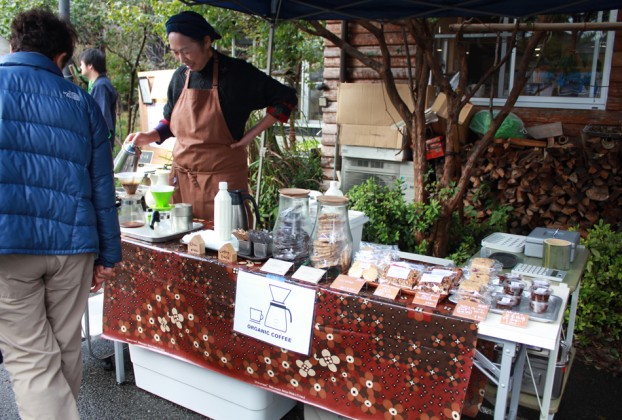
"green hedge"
572,220,622,355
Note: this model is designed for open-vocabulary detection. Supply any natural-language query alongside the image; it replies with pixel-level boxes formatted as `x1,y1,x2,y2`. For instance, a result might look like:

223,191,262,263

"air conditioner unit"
342,157,414,202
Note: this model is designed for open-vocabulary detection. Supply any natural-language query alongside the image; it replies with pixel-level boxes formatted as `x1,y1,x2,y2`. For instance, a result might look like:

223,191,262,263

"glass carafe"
118,193,145,228
310,196,353,278
272,188,312,263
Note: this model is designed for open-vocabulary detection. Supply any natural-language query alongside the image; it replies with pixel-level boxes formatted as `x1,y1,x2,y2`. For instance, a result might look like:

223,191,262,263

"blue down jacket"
0,52,121,267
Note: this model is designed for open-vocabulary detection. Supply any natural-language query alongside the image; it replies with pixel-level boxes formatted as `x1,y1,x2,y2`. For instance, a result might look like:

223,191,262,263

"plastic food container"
495,294,521,310
530,286,553,313
503,279,528,298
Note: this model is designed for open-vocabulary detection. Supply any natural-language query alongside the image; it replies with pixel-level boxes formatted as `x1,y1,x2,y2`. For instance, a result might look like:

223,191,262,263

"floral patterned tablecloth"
103,239,483,419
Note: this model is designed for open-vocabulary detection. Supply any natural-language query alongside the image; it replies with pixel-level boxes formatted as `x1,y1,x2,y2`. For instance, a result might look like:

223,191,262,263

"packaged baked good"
468,257,503,275
378,261,425,288
347,242,399,282
457,272,492,294
450,291,492,306
412,266,463,296
348,260,379,282
457,257,502,294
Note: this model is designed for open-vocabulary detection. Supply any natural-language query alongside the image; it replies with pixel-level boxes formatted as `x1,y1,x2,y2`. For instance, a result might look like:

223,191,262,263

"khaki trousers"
0,253,94,420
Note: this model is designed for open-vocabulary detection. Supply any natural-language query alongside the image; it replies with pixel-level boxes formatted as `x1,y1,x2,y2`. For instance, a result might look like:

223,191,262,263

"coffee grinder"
115,172,146,228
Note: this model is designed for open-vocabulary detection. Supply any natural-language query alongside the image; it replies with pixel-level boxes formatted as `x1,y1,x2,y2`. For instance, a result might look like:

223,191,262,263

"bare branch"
299,21,383,73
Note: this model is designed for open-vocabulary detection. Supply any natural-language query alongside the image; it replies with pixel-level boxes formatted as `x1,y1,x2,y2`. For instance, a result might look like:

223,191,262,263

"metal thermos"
113,141,139,173
230,189,261,231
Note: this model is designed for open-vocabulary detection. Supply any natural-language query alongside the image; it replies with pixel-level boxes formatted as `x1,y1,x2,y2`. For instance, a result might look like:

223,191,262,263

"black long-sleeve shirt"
155,50,297,142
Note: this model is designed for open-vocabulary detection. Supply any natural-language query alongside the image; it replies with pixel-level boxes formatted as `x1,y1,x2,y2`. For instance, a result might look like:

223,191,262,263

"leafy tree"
298,18,554,257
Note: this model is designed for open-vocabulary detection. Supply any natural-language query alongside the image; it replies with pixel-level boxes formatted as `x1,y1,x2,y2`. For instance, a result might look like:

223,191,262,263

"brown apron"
169,53,248,221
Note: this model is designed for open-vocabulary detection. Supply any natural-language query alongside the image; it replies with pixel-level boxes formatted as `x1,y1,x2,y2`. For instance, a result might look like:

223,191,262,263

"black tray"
238,252,271,262
490,252,519,269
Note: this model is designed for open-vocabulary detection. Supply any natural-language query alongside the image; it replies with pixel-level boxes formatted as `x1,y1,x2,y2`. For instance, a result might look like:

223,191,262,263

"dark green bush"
573,220,622,353
347,178,422,253
249,147,322,230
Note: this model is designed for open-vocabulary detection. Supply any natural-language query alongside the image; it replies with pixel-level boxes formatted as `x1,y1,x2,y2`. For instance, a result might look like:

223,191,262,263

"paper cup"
543,238,572,270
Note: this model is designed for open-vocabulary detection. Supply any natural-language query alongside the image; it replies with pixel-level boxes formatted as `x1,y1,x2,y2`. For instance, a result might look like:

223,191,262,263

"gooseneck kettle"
113,141,139,173
229,189,261,231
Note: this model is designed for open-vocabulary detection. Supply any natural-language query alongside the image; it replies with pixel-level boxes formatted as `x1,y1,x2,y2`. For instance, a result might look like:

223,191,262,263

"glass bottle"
272,188,312,263
118,193,146,228
310,196,353,278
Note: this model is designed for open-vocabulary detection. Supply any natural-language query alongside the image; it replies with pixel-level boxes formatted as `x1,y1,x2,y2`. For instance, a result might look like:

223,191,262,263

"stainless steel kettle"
230,189,261,231
113,141,139,173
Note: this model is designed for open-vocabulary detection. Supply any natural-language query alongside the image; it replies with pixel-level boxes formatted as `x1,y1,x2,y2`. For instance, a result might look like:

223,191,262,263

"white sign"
234,271,317,355
292,265,326,284
260,258,294,276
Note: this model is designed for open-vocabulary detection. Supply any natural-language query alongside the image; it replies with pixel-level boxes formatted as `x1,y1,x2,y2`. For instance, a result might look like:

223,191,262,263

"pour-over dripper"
115,172,146,195
269,285,291,303
150,185,174,210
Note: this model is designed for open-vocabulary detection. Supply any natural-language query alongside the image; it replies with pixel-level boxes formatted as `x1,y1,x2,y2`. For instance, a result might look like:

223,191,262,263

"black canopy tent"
181,0,620,21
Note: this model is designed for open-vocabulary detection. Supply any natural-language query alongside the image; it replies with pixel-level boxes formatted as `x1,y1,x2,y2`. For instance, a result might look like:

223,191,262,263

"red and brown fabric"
103,239,483,419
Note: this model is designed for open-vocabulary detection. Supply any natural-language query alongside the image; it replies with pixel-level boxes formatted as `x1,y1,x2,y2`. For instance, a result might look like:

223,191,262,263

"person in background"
0,8,121,420
125,11,297,221
80,48,118,149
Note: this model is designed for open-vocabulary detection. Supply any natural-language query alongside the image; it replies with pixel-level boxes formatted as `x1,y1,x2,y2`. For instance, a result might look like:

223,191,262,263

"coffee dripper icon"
264,285,292,332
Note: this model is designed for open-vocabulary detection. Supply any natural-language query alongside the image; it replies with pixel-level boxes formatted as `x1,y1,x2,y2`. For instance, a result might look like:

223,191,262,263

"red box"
426,136,445,160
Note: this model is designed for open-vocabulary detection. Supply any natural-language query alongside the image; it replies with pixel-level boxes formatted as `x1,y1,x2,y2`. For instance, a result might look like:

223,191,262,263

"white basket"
481,232,527,254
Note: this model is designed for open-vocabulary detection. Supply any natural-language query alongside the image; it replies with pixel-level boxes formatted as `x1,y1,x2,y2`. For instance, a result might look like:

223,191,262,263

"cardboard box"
337,83,414,150
429,92,476,143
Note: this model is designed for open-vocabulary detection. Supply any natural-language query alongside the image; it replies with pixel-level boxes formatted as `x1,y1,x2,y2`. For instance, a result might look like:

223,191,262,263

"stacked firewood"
465,134,622,237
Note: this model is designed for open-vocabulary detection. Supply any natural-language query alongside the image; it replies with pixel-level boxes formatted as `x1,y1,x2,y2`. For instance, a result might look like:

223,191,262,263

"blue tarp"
184,0,619,21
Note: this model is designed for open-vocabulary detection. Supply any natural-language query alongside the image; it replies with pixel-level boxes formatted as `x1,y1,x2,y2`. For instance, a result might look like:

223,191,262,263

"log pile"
465,134,622,237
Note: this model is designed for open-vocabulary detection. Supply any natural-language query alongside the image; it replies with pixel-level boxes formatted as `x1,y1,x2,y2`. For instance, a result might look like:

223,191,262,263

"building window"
435,10,617,110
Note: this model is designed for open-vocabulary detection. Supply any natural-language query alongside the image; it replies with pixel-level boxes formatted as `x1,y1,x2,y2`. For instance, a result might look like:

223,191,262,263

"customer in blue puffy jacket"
0,8,121,420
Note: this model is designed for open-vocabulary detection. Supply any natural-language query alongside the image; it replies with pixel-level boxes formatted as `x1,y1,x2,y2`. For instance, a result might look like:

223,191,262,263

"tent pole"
254,22,275,216
58,0,73,81
58,0,70,19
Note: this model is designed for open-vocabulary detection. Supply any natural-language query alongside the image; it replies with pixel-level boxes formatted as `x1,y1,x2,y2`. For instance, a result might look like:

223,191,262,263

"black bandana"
165,11,222,42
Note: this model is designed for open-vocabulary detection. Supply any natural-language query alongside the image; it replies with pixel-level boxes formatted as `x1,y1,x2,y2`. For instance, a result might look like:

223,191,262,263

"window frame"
437,10,618,110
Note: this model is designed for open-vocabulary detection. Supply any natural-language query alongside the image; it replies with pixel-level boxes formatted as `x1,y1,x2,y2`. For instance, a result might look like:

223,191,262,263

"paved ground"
1,336,620,419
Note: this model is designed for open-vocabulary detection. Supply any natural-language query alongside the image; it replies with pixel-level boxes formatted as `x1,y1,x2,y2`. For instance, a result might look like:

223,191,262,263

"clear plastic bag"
412,266,463,296
377,261,427,288
454,257,503,294
347,242,400,282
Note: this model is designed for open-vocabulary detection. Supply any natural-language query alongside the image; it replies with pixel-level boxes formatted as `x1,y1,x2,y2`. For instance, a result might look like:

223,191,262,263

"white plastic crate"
481,232,527,254
129,344,296,420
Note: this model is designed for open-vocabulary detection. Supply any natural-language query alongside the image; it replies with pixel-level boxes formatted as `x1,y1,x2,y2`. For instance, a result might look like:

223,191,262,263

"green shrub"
347,178,420,252
249,147,322,230
573,220,622,351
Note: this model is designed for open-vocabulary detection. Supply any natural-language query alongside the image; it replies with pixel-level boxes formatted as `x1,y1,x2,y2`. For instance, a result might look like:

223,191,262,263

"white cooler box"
348,210,369,252
129,344,296,420
524,228,580,262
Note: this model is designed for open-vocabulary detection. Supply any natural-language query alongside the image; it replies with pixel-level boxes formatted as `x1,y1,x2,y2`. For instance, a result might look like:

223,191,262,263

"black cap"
165,11,222,42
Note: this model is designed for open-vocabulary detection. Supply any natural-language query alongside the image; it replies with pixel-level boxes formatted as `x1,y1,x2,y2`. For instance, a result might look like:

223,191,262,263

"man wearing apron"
126,11,297,221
